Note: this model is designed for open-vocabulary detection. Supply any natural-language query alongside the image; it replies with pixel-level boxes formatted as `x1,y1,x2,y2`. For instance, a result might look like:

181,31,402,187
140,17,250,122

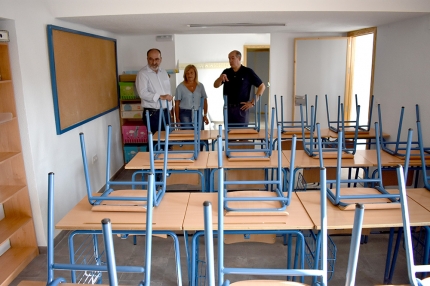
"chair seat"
18,282,112,286
230,280,308,285
91,189,150,212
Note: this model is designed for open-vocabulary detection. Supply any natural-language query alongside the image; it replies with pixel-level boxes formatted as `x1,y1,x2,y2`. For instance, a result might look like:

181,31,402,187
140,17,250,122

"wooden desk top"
182,192,314,231
404,188,430,212
297,190,430,229
206,150,290,169
355,150,405,167
125,151,209,170
283,150,373,168
322,128,390,140
154,130,213,141
210,129,268,140
56,193,190,231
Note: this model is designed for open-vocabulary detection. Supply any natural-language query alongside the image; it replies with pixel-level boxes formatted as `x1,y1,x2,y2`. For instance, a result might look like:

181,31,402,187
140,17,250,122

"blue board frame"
47,25,119,134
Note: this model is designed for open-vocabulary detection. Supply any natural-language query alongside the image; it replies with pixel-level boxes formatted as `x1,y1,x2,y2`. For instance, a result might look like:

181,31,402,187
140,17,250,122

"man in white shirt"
136,48,173,134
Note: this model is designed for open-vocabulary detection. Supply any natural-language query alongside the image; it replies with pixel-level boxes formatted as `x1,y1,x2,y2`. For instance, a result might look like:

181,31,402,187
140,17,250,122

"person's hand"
160,94,173,101
240,101,254,111
219,74,229,83
203,115,209,125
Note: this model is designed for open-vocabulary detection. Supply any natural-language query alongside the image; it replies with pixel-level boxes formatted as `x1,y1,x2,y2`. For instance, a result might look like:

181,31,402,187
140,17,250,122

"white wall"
373,14,430,145
0,1,124,245
270,32,344,122
174,34,270,123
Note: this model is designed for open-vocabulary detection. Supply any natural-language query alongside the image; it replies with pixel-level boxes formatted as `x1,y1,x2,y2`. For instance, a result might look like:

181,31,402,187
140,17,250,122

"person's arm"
203,98,209,124
252,83,266,105
214,73,228,88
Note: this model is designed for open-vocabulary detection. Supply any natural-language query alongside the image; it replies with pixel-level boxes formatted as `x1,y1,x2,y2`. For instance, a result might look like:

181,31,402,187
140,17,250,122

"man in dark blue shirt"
214,50,265,127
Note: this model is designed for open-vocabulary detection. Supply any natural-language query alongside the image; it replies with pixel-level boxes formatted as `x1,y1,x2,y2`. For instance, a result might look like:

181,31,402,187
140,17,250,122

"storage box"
119,74,137,82
119,82,139,99
121,103,142,111
122,124,147,144
123,144,147,163
121,111,143,118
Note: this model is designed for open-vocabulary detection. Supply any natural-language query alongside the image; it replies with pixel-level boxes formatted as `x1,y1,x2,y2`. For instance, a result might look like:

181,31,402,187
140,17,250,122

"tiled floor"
11,169,413,286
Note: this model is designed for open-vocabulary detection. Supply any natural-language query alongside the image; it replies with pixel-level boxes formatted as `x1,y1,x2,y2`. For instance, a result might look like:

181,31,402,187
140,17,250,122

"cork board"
47,25,119,134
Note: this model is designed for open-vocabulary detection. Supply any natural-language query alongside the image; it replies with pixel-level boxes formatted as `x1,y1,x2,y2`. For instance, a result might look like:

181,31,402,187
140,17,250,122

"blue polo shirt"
221,65,263,105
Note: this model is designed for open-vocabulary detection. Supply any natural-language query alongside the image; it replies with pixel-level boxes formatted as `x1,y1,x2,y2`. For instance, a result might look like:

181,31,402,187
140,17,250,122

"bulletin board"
47,25,119,134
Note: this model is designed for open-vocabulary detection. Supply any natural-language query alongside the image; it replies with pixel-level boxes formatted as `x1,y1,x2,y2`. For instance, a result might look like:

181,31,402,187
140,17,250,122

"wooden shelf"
0,42,38,285
0,185,26,204
0,246,38,286
0,216,33,243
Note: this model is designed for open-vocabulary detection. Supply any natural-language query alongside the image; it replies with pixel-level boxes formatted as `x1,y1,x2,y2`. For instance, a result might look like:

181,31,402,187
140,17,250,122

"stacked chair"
80,125,167,208
44,172,148,285
316,122,407,210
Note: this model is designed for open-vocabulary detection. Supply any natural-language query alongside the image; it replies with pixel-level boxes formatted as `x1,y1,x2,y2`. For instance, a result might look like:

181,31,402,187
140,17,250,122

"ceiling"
58,11,429,35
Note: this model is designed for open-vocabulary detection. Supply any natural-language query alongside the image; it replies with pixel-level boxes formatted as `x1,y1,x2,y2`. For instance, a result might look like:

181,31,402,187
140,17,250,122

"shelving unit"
118,74,148,163
0,42,38,285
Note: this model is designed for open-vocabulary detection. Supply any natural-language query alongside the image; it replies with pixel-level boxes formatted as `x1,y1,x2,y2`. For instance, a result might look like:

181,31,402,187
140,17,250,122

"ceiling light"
188,23,285,28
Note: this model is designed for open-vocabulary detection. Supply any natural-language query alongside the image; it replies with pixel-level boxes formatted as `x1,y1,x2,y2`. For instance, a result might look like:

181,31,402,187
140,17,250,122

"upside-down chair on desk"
274,94,317,134
326,94,374,134
316,122,411,210
203,167,365,286
80,125,168,209
301,103,359,158
216,123,296,213
41,173,147,285
418,120,430,190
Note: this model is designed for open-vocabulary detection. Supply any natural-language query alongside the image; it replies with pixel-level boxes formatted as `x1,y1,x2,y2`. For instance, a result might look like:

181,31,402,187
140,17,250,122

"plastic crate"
304,230,337,281
119,82,139,100
122,124,147,144
124,145,147,163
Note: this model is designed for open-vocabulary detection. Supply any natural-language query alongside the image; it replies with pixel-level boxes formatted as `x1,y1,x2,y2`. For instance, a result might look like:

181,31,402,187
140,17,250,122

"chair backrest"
80,125,167,207
46,173,146,285
316,122,404,208
397,165,430,286
216,124,296,212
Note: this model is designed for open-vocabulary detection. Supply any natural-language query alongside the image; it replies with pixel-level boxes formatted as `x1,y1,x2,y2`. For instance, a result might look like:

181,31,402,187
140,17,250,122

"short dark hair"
232,50,241,60
147,48,161,57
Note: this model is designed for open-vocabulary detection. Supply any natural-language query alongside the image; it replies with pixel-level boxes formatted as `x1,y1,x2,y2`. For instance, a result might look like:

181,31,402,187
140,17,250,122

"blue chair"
223,95,261,133
45,172,146,285
316,122,406,210
326,94,373,134
377,104,423,158
274,94,317,134
301,103,358,158
215,123,296,213
223,105,274,161
80,125,167,208
417,120,430,190
397,165,430,286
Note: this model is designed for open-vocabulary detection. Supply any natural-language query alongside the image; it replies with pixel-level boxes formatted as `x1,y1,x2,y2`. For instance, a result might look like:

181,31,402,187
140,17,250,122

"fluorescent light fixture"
188,23,285,28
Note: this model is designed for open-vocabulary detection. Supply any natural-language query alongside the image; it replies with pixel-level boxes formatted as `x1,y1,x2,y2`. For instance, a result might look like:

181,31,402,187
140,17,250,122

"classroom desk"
206,150,290,192
154,130,213,150
322,128,390,140
183,192,315,286
297,190,430,284
125,151,210,192
56,193,190,285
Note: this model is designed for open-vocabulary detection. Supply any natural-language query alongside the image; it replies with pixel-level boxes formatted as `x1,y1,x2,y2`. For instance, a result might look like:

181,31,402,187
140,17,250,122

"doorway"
243,45,270,122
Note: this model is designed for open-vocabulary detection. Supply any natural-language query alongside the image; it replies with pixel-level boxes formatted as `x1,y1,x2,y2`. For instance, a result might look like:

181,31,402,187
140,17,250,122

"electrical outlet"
92,155,98,164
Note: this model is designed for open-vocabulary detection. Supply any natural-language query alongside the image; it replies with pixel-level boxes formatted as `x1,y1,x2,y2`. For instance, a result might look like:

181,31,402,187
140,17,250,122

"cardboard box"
121,103,142,111
121,111,143,118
